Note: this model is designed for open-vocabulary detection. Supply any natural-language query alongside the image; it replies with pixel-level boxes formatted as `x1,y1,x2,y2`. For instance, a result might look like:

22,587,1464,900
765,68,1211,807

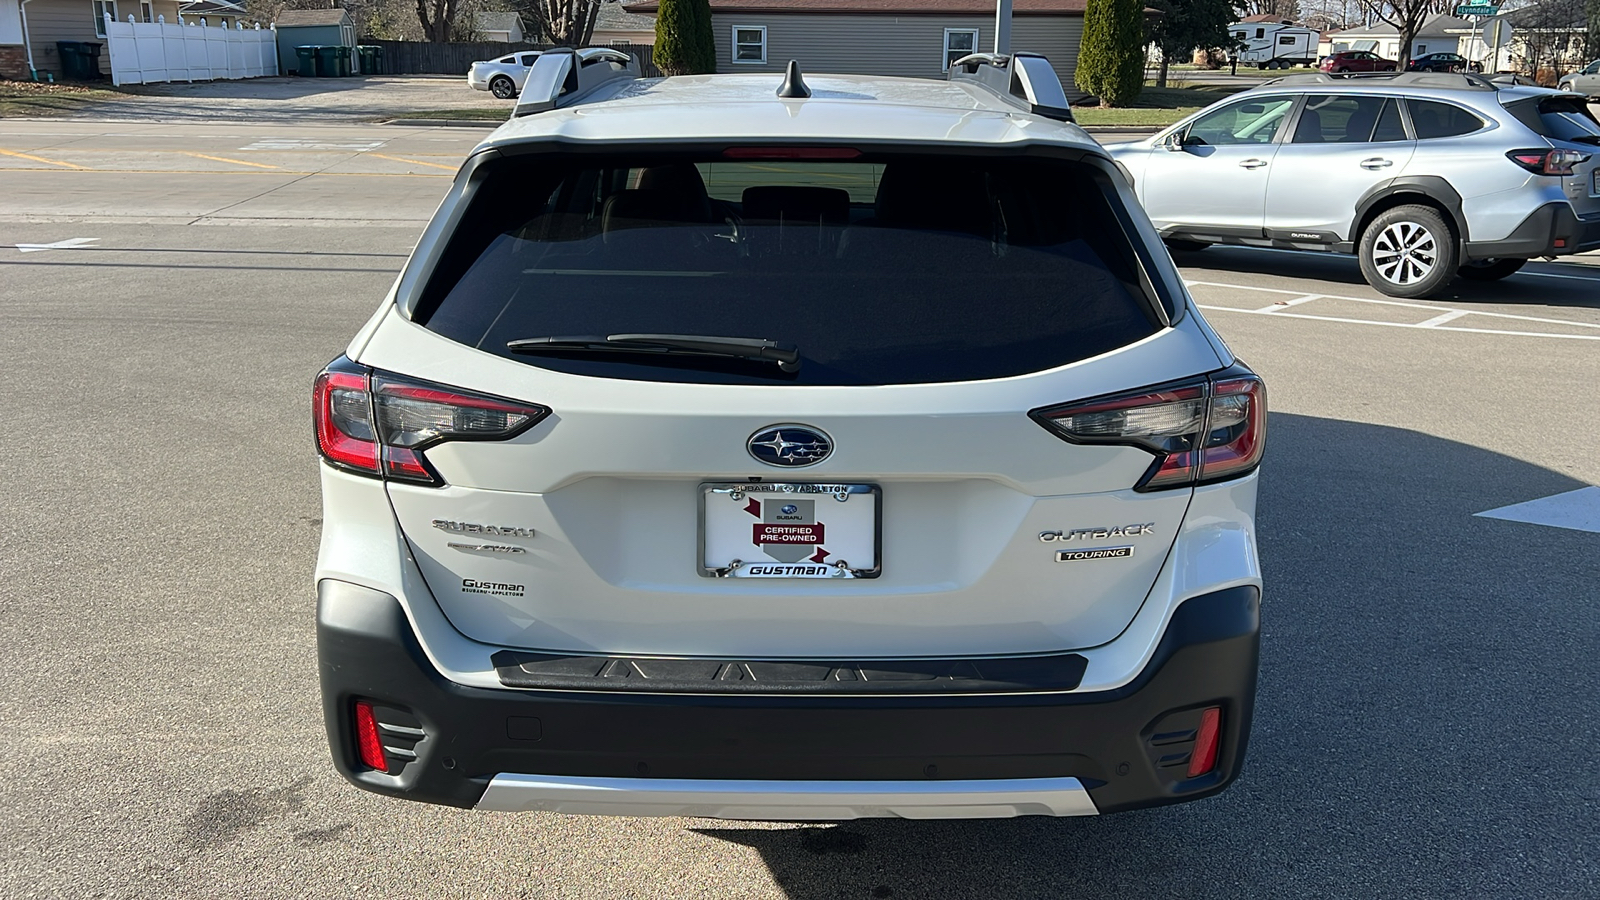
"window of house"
943,28,978,71
732,26,766,64
139,1,151,22
1414,44,1426,55
91,0,116,36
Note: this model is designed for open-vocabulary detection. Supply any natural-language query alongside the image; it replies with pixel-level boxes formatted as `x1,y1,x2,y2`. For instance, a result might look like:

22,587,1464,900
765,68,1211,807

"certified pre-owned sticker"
462,579,525,597
1055,546,1134,562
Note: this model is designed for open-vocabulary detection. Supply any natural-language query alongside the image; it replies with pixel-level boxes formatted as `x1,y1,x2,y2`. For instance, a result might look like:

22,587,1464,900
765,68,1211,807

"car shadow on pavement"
693,412,1600,899
1176,245,1600,309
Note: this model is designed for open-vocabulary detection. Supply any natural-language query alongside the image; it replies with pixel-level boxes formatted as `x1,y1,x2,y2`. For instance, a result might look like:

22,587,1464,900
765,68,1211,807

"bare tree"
1235,0,1301,17
516,0,601,45
1509,0,1592,80
416,0,464,41
1355,0,1432,66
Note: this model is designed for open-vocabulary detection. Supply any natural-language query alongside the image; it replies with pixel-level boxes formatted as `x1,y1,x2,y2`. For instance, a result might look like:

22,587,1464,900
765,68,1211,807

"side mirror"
1162,131,1186,151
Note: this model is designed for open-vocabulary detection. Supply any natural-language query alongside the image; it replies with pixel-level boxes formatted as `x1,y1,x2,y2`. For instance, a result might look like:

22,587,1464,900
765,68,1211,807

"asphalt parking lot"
2,120,1598,899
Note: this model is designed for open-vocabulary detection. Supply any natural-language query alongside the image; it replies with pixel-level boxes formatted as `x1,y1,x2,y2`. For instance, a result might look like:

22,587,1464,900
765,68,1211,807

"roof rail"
1255,71,1498,91
947,51,1074,123
514,47,640,117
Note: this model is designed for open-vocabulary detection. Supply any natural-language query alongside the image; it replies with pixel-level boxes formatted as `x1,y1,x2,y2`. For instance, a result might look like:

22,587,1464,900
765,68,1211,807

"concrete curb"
1077,125,1164,134
381,118,502,128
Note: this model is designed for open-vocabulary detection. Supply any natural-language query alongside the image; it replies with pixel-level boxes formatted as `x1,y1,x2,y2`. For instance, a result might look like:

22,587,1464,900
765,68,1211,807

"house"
592,0,653,45
474,11,524,43
4,0,188,79
1323,13,1475,62
177,0,242,28
1461,2,1593,75
272,7,354,76
622,0,1094,96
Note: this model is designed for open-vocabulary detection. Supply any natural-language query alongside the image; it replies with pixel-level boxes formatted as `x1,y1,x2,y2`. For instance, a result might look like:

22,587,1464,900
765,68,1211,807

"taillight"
1187,707,1222,777
353,700,389,773
313,356,550,487
1030,366,1266,491
1506,148,1591,176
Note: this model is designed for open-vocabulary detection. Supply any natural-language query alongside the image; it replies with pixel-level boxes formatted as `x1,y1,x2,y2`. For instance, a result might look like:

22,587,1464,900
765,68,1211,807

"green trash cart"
315,45,339,77
295,45,318,77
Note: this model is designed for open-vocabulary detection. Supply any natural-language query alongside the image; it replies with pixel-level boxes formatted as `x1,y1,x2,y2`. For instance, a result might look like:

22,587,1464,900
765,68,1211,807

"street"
2,120,1598,898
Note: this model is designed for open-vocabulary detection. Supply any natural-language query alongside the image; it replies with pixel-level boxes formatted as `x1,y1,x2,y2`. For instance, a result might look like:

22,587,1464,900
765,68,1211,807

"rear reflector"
313,356,551,487
1030,365,1266,491
353,700,389,773
1187,707,1222,777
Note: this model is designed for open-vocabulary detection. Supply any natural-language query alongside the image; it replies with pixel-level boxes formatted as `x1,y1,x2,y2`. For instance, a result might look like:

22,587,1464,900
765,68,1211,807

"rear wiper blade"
507,333,801,373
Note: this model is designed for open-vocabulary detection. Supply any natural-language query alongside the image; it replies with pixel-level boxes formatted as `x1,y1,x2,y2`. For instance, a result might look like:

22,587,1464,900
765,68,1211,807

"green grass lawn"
1072,83,1249,127
0,79,122,117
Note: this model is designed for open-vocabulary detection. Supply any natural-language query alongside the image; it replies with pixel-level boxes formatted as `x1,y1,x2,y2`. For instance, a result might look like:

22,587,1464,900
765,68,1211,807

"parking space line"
181,152,280,169
1253,294,1321,313
0,148,87,169
1195,305,1600,340
1186,279,1600,330
1416,309,1470,328
368,153,458,171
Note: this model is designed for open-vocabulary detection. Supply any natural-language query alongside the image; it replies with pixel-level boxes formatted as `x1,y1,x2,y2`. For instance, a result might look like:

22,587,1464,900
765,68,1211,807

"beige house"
592,0,654,45
5,0,185,78
474,11,525,42
623,0,1089,95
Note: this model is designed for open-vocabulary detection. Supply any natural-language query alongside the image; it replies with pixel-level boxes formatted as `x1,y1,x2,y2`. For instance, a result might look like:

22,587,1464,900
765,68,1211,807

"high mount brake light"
722,147,862,160
1506,148,1591,176
1030,367,1266,491
312,357,550,487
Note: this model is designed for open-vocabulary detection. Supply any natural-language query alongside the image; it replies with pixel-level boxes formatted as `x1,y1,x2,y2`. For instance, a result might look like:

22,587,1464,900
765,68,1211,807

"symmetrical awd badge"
747,425,833,468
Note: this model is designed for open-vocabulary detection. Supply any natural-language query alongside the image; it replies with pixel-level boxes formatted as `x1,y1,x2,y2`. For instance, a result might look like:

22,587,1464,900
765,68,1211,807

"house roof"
475,11,524,32
273,9,351,27
1239,14,1290,23
623,0,1088,14
1503,3,1588,28
179,0,244,13
597,0,655,30
1330,13,1473,39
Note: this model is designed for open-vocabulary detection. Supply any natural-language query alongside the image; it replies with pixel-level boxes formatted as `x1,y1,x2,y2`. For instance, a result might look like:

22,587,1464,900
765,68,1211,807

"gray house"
623,0,1091,95
272,7,354,76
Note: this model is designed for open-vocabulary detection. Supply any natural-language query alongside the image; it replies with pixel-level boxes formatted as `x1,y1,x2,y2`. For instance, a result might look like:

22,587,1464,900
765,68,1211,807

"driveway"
67,75,505,122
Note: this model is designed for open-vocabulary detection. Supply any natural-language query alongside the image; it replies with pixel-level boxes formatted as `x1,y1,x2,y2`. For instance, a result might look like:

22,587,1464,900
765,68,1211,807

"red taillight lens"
1187,706,1222,777
353,700,389,773
313,357,550,487
1031,367,1266,491
1506,148,1591,176
313,367,379,475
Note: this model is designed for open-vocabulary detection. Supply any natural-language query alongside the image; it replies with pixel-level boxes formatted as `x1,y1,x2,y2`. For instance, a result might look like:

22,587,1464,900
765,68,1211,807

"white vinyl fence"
104,15,278,86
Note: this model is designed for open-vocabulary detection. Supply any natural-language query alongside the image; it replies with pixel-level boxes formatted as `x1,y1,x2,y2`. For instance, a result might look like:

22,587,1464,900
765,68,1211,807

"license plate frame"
698,482,882,579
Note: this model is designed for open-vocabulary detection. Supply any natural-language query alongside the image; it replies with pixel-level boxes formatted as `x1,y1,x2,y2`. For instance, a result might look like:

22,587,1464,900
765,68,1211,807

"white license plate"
700,482,881,578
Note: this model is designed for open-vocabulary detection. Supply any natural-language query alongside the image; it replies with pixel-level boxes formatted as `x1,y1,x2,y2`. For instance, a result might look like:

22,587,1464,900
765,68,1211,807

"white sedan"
467,52,542,100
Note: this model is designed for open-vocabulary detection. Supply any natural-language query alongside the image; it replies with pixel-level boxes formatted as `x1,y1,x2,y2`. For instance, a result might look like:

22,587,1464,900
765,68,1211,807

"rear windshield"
413,153,1166,386
1505,96,1600,145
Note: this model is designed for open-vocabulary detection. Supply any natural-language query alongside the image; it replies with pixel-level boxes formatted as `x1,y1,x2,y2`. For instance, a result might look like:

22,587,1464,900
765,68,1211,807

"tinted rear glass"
1407,100,1485,139
1505,96,1600,144
414,153,1164,386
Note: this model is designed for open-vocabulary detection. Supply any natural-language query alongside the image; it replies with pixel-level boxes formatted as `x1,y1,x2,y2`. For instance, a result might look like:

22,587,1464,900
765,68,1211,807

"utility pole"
995,0,1012,54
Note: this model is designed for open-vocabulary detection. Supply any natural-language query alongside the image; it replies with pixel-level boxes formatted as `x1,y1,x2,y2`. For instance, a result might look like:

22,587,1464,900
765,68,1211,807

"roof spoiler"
946,52,1074,123
514,47,641,117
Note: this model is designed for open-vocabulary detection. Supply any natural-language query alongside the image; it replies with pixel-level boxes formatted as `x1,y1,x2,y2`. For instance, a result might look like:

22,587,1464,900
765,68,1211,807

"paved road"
65,75,509,123
2,121,1597,899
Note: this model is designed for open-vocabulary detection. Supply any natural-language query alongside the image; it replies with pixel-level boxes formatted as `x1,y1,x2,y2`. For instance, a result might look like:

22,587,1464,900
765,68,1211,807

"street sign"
1483,16,1513,50
1454,4,1499,15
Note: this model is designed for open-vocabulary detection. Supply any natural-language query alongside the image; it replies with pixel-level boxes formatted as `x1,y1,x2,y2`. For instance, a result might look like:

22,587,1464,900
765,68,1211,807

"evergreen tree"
655,0,716,75
1075,0,1147,106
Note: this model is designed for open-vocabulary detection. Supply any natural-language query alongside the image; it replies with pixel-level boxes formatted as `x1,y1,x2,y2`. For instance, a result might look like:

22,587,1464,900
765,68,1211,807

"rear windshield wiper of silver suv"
507,334,801,373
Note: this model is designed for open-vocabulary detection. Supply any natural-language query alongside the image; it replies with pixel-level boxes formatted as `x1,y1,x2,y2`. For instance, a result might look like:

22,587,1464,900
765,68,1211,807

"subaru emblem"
747,425,833,468
781,504,798,515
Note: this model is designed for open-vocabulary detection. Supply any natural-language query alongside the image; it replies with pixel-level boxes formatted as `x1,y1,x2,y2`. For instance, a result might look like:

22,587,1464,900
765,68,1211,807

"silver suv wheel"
1358,204,1458,298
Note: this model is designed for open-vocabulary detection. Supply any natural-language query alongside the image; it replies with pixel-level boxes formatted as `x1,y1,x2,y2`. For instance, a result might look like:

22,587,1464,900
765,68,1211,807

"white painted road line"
1475,487,1600,535
1195,305,1600,340
1416,309,1470,328
14,237,99,253
1253,294,1322,313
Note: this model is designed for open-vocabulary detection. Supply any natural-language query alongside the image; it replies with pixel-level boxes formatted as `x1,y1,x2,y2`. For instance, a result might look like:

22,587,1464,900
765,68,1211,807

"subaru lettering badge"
747,425,833,468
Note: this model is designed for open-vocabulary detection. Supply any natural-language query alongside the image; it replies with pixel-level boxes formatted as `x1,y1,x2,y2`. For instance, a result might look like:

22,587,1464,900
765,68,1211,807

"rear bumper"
1464,201,1600,259
317,580,1261,818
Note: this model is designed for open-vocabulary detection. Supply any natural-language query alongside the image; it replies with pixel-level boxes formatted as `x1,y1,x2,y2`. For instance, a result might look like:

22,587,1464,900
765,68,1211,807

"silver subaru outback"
1107,72,1600,298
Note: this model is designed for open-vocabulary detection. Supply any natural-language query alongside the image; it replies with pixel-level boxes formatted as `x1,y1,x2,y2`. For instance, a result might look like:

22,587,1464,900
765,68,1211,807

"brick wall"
0,44,27,80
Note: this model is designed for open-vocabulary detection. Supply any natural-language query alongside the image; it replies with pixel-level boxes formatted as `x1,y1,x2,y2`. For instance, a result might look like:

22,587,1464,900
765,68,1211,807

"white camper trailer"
1229,22,1319,69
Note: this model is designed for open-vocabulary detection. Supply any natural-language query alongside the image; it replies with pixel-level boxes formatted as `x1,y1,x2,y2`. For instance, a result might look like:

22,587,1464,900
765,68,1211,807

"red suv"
1320,51,1398,73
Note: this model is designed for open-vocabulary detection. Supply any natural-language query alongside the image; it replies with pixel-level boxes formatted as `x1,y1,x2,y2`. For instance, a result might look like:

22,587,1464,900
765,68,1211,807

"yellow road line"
369,153,459,171
0,148,86,169
181,152,279,169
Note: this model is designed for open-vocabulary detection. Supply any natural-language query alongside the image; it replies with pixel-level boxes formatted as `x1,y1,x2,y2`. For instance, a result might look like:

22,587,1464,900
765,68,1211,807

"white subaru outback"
313,48,1267,820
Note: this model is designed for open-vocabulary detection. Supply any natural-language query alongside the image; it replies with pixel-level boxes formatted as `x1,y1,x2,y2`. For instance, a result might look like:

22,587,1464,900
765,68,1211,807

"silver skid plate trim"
475,774,1099,820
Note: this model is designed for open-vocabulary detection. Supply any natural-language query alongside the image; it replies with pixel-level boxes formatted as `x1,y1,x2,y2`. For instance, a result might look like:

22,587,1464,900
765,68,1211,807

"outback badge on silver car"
747,425,832,467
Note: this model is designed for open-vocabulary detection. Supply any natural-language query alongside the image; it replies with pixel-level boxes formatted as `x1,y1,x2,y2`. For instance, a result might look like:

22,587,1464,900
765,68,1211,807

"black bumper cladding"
317,581,1261,814
1464,201,1600,259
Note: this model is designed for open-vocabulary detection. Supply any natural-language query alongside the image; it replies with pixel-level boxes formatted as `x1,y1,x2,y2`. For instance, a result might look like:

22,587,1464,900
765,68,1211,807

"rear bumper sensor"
489,650,1088,694
316,579,1259,814
474,773,1098,819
